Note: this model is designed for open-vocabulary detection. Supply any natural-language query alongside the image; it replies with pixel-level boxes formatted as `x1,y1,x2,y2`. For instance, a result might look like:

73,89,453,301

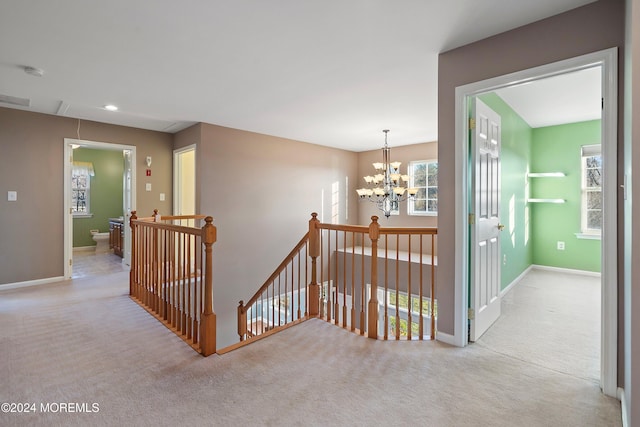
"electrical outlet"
503,254,507,265
160,193,165,201
557,241,565,250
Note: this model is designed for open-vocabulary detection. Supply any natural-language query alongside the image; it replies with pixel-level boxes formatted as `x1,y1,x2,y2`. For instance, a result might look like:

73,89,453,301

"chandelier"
356,129,417,218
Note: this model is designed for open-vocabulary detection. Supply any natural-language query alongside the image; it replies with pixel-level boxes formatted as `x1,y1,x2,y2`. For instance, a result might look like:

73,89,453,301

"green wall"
478,93,533,289
530,120,601,272
72,148,124,248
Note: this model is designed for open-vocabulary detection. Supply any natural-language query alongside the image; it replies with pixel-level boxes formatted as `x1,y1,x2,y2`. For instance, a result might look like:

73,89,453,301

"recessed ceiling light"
104,104,118,111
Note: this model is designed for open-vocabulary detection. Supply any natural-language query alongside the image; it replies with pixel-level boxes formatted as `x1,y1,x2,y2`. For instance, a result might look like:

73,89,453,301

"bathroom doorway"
63,138,136,279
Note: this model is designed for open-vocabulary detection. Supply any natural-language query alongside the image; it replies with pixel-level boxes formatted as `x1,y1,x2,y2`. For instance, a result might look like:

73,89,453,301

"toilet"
90,230,111,253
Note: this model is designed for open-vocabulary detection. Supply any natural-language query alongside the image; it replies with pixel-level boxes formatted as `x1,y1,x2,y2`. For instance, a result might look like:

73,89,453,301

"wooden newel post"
308,212,321,317
129,211,138,297
238,301,247,341
367,216,380,339
200,216,217,356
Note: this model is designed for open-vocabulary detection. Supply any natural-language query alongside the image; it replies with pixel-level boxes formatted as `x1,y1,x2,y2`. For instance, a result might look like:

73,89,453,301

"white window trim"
580,144,601,236
407,159,438,216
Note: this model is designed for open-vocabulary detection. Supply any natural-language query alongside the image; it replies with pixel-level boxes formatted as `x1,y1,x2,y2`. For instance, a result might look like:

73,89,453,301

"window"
408,160,438,215
581,145,602,236
71,162,94,215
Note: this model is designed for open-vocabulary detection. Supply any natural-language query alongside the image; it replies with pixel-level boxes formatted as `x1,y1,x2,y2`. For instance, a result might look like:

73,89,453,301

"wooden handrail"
235,212,439,350
129,209,217,356
242,232,310,310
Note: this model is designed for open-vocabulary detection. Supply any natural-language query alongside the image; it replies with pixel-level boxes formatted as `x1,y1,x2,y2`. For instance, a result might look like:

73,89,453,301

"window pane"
587,210,602,230
428,187,438,199
428,200,438,212
416,188,427,199
587,191,602,209
586,168,602,187
414,200,426,212
413,163,426,186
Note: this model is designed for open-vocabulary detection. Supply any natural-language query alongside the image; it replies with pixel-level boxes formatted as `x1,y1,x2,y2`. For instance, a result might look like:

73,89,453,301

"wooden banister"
233,212,438,352
308,212,320,317
129,210,218,356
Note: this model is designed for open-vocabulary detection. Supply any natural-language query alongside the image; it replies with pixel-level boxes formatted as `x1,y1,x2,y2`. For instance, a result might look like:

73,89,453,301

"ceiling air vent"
0,94,30,107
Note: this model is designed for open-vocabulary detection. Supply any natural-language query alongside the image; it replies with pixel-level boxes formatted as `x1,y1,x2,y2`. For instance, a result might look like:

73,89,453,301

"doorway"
63,138,137,279
173,144,196,222
453,48,618,397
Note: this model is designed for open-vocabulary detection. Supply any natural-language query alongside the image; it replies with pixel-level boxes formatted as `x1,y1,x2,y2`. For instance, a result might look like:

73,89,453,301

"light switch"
146,183,152,192
8,191,17,201
160,193,165,201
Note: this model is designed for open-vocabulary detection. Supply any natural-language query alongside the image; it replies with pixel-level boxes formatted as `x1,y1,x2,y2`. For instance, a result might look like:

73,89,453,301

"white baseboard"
436,331,456,346
532,264,601,277
500,265,533,297
73,246,96,252
0,276,66,291
618,387,628,427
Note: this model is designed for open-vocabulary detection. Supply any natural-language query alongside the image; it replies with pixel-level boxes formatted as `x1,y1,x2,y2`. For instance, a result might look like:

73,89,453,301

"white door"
469,98,502,342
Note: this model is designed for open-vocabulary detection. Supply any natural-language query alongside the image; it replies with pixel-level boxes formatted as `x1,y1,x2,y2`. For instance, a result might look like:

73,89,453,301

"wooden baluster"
129,211,137,297
307,213,320,317
238,300,247,341
419,235,424,340
334,230,340,326
326,229,332,323
200,216,217,356
430,233,436,340
407,235,412,341
186,234,192,340
384,234,389,340
395,234,400,340
360,242,365,335
350,234,356,332
367,216,380,339
342,231,347,328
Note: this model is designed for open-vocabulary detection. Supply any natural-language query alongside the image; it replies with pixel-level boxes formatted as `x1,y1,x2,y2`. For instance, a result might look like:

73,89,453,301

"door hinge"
468,308,475,320
469,118,476,130
468,213,475,225
69,259,73,266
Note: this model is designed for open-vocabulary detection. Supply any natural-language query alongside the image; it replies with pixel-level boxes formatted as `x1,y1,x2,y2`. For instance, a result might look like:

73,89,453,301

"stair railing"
236,213,437,347
129,210,217,356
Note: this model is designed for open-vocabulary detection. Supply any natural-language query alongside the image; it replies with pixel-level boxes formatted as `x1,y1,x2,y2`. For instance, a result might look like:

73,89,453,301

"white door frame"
453,48,618,397
63,138,137,278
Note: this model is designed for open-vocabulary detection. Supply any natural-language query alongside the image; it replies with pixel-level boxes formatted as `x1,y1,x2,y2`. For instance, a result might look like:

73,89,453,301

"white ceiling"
0,0,598,152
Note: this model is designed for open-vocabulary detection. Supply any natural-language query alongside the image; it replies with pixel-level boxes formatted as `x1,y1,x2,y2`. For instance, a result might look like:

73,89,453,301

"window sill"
408,212,438,217
575,232,601,240
73,213,94,219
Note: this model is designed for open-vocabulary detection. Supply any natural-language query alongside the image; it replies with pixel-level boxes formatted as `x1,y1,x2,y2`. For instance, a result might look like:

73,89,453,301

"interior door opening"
63,138,136,279
454,48,618,397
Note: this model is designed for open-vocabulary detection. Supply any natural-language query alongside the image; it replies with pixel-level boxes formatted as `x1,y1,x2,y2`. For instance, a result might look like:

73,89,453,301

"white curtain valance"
72,161,95,176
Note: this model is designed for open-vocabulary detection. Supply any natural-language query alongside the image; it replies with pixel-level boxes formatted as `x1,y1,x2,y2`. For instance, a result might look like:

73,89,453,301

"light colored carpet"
476,268,601,383
0,271,621,426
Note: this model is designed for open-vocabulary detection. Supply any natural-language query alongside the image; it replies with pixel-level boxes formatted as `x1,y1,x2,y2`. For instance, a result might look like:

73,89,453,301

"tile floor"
72,249,127,279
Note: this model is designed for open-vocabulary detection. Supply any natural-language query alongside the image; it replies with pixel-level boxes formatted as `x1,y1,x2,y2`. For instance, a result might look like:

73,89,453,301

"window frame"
580,144,602,238
71,162,93,217
407,159,438,216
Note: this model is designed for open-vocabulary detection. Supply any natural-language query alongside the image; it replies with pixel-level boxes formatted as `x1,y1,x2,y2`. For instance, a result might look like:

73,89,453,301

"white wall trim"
0,276,66,291
436,331,456,346
532,264,602,278
618,387,628,427
500,265,533,297
454,48,618,397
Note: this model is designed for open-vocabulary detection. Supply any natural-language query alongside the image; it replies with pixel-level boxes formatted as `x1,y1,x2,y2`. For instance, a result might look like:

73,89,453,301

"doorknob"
497,223,505,231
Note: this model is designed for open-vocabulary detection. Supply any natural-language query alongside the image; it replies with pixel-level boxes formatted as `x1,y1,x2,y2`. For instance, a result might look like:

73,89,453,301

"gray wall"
0,107,173,285
438,0,624,378
186,123,360,348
